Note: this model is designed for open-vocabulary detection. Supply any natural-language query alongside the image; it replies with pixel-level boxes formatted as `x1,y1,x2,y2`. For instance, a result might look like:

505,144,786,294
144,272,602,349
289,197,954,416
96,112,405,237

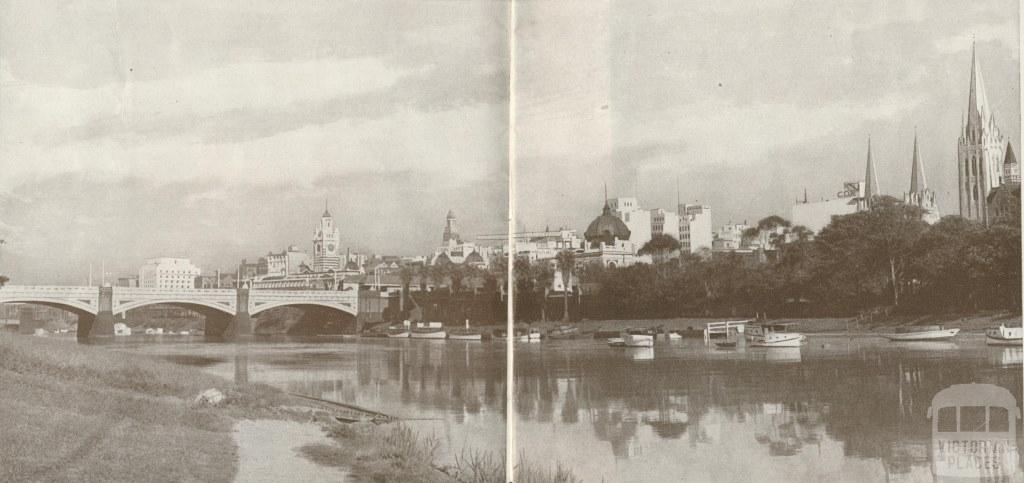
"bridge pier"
224,289,253,339
88,287,116,338
18,307,40,335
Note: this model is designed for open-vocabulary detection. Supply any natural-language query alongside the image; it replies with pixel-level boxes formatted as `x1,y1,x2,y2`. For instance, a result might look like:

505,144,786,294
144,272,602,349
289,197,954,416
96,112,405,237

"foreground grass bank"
0,333,298,482
0,333,579,483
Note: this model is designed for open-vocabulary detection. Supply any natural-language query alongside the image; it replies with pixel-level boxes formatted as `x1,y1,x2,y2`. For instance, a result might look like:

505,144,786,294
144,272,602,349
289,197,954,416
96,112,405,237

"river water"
112,332,1023,482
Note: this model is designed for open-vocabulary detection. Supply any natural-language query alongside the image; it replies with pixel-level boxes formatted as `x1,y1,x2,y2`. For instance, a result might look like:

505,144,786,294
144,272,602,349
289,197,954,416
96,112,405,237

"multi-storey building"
791,182,863,234
608,197,652,249
138,258,201,289
261,245,313,277
678,203,713,254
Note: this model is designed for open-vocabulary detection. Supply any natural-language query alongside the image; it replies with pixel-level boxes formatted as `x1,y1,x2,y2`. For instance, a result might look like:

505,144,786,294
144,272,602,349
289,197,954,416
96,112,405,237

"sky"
514,0,1021,230
0,0,510,283
0,0,1020,283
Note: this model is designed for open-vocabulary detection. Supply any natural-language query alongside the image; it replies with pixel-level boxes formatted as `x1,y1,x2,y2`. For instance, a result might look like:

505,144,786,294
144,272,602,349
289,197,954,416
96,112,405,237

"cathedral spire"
864,137,880,202
322,198,331,218
909,130,927,194
966,41,993,135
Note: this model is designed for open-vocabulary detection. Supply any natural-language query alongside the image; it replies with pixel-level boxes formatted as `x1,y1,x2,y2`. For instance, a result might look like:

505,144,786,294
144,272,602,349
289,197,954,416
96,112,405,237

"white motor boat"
410,321,446,339
883,325,960,341
528,328,542,341
747,323,805,348
623,328,655,348
986,324,1023,346
667,332,682,340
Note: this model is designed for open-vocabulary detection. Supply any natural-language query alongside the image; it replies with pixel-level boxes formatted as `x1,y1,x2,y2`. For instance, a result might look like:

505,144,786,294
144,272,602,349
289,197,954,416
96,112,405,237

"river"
111,332,1023,482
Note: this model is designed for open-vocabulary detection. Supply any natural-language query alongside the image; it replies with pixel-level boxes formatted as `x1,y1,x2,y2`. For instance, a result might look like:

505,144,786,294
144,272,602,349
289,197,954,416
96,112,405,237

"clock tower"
313,201,342,272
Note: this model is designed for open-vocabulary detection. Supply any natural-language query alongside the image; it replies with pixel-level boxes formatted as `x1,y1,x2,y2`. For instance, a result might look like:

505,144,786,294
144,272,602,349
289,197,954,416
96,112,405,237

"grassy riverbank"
0,333,294,482
0,333,578,483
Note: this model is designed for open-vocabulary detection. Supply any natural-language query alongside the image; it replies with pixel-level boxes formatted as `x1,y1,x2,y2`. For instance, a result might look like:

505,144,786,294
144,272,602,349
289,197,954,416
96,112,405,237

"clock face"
327,243,336,252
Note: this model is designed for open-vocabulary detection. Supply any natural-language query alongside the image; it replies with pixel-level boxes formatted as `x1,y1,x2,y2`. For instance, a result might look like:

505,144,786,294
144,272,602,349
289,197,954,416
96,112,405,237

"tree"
816,196,927,307
638,234,682,264
532,263,555,322
0,275,7,288
555,250,576,322
398,264,414,312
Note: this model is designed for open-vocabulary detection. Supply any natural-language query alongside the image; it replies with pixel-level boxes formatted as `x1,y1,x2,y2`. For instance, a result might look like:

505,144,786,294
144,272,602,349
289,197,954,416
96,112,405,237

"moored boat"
527,328,542,341
623,328,655,348
607,337,626,347
747,323,805,348
883,325,960,342
986,324,1023,346
449,320,482,341
410,322,446,339
386,327,410,338
547,324,580,339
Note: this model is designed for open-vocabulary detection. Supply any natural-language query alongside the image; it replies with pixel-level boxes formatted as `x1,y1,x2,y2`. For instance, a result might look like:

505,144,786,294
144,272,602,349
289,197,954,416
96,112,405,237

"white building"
678,203,713,254
312,205,342,272
262,245,313,277
609,197,652,250
138,258,201,289
476,229,584,263
651,208,680,240
791,182,863,234
713,223,749,251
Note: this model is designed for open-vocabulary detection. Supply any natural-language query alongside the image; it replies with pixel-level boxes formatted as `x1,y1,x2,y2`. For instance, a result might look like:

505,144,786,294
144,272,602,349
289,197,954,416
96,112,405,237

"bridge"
0,285,359,339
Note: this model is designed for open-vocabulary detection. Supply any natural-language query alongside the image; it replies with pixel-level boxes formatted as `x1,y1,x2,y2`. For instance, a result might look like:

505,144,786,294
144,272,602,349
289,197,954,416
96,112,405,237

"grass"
0,332,292,482
0,332,581,483
300,422,580,483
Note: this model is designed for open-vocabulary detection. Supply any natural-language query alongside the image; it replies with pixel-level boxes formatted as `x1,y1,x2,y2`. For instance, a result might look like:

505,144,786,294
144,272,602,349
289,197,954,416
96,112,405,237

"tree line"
385,195,1019,324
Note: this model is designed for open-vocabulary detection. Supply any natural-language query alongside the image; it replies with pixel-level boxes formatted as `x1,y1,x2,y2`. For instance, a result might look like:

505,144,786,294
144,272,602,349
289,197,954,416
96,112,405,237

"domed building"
584,201,632,248
576,194,641,268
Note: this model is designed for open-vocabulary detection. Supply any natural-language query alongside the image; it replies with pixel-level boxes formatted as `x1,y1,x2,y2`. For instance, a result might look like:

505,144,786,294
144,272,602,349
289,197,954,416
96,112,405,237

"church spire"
909,130,927,194
864,137,880,202
966,41,993,135
322,198,331,218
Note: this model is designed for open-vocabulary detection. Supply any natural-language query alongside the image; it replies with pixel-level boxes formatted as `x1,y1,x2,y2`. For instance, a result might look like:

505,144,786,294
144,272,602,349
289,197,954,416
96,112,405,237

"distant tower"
958,42,1006,223
442,210,460,245
1003,142,1020,185
312,201,341,272
903,133,940,224
860,137,880,210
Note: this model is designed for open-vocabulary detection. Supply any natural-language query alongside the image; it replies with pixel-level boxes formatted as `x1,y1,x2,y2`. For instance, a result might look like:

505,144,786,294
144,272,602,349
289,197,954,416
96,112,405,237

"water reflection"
515,335,1023,482
117,332,1022,482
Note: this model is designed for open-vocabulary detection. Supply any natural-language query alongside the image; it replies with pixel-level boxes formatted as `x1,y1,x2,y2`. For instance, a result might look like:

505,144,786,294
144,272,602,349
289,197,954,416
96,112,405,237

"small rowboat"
715,341,737,349
883,325,959,342
607,337,626,347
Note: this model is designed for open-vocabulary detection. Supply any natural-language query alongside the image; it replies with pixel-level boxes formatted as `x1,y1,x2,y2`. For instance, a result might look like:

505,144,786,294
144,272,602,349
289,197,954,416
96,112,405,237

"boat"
986,324,1023,346
623,328,655,348
386,326,409,338
547,324,581,339
448,320,482,341
667,331,682,340
528,328,542,341
747,323,805,348
715,341,737,349
410,322,446,339
607,337,626,347
883,325,960,342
